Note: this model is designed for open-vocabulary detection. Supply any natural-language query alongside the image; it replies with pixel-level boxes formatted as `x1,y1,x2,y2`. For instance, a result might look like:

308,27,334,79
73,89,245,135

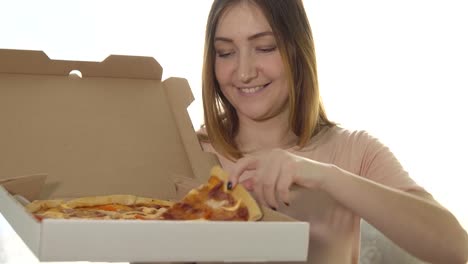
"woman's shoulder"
302,125,380,151
322,125,371,138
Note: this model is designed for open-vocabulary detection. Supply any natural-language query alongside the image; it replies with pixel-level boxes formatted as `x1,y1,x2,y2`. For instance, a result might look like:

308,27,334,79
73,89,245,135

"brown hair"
201,0,335,160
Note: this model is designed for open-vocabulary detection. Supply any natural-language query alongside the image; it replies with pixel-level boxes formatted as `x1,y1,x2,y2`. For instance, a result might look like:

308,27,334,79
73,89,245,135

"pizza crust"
25,199,65,213
65,194,137,208
135,197,174,207
38,208,66,219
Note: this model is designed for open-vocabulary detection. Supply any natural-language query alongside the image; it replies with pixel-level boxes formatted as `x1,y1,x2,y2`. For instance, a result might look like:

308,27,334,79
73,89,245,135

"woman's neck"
235,110,298,154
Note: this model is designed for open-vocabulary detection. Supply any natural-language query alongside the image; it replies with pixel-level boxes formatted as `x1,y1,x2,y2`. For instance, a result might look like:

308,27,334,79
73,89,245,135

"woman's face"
214,2,289,122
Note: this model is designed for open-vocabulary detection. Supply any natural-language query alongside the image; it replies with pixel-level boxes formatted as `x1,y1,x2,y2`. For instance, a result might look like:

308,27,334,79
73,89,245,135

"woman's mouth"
238,83,270,94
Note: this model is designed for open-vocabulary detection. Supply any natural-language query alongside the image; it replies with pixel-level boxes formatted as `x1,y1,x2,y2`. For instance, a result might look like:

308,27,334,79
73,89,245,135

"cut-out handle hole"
69,70,82,79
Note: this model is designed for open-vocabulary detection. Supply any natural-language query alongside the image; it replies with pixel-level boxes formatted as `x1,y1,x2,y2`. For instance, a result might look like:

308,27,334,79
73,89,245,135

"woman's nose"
237,52,257,83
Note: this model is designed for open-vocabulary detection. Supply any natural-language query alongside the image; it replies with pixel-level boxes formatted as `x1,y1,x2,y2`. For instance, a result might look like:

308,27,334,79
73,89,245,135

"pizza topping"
160,173,254,221
138,207,157,214
161,202,206,220
135,204,166,210
236,206,249,219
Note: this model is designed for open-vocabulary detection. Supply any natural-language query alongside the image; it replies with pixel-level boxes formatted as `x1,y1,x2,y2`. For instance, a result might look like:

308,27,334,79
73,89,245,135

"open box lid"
0,48,310,263
0,48,218,200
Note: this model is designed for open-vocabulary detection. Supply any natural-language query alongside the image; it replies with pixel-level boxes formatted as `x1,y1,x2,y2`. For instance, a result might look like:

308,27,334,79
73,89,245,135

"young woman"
199,0,468,263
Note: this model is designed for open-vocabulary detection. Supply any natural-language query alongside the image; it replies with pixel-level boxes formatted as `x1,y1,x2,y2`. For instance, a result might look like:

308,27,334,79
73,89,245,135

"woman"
199,0,468,263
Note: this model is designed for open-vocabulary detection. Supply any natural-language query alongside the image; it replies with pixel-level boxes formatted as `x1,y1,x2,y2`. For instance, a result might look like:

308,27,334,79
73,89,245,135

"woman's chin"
238,109,277,122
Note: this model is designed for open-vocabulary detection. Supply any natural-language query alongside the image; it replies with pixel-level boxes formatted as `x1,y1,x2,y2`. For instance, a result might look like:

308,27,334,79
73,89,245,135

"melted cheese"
140,207,157,214
221,200,242,211
205,199,228,209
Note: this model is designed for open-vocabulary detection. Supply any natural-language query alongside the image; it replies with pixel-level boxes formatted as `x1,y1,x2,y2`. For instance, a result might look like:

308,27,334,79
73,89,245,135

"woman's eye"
216,51,234,58
257,46,277,53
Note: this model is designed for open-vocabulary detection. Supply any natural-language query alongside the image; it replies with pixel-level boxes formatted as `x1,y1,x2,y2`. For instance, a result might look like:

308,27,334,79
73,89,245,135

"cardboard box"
0,48,309,263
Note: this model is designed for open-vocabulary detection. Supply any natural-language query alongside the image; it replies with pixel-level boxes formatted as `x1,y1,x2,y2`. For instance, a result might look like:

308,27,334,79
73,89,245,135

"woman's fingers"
261,155,282,210
228,156,258,188
277,162,293,206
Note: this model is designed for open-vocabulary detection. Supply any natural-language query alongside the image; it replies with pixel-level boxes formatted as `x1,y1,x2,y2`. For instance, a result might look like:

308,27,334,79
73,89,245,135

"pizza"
26,194,174,221
25,166,263,222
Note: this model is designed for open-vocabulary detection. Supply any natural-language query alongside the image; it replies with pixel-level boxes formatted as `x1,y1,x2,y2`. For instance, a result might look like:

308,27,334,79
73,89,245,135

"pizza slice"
162,166,263,221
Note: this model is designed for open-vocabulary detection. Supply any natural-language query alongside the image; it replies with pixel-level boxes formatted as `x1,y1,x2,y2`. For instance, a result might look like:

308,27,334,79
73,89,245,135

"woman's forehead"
215,2,272,38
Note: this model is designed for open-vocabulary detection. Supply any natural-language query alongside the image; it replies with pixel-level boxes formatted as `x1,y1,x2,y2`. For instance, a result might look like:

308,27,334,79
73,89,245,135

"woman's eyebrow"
214,36,233,43
248,31,274,40
214,31,274,43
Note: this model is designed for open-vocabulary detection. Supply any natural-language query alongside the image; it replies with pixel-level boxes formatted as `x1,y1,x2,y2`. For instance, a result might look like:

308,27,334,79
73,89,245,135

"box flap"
0,49,162,80
0,174,47,201
163,77,219,182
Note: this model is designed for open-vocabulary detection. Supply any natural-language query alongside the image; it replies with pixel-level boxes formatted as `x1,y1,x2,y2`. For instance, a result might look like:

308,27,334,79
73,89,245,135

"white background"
0,0,467,263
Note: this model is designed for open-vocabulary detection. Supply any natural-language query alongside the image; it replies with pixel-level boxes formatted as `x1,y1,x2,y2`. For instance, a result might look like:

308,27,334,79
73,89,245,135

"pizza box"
0,48,309,263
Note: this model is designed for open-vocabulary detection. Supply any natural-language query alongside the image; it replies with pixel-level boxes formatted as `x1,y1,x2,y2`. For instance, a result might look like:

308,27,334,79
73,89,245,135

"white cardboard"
0,186,309,262
0,187,41,257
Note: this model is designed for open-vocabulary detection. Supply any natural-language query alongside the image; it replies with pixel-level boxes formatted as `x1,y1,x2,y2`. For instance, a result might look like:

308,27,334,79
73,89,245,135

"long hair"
201,0,335,160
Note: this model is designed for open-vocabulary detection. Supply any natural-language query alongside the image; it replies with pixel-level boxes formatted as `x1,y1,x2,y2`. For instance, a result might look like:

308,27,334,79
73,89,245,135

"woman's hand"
227,148,331,210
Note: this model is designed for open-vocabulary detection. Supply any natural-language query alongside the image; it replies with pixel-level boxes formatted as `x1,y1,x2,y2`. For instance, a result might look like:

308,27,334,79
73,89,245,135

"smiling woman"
197,0,467,263
0,0,467,264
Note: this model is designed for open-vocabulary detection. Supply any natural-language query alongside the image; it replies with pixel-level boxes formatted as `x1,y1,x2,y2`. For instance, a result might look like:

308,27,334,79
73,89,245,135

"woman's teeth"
240,85,265,94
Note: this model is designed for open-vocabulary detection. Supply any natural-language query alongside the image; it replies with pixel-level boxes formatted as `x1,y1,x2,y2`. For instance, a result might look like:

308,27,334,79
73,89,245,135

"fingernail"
271,207,277,211
227,181,232,190
284,202,290,207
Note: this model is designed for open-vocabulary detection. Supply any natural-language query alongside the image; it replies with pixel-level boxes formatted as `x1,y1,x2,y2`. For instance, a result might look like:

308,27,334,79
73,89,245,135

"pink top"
201,126,424,264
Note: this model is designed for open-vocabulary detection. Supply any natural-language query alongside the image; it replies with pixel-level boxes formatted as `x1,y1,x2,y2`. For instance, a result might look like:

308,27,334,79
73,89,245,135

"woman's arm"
304,160,468,264
229,150,468,264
